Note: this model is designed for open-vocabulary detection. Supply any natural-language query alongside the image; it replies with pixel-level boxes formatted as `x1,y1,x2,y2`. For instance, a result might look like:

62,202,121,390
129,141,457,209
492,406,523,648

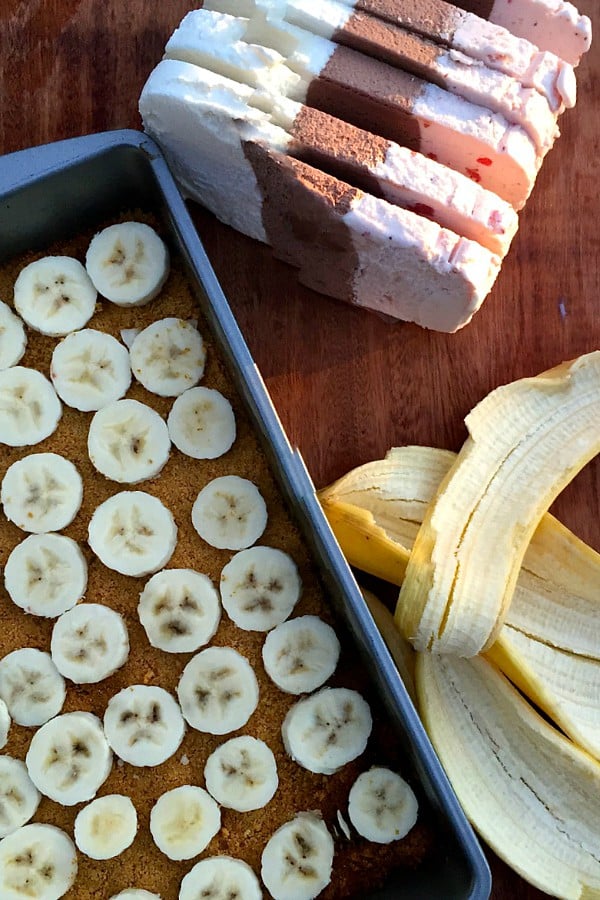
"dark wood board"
0,1,597,897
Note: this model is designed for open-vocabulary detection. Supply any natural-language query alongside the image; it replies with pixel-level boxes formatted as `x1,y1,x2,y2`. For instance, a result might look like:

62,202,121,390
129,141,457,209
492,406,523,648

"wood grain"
0,2,597,897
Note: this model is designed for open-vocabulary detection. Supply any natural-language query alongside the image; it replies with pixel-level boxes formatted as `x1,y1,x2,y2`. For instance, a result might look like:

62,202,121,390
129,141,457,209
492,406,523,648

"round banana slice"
88,399,171,484
220,546,301,632
167,387,236,459
0,648,66,727
0,699,10,748
88,490,177,577
4,532,87,617
179,857,262,900
1,452,83,533
150,785,220,861
130,317,205,396
0,823,77,900
74,794,138,860
0,366,62,447
177,646,259,735
85,222,169,307
204,735,278,812
26,711,112,805
262,615,340,694
192,476,267,551
138,568,221,654
13,255,97,336
347,767,418,844
261,813,334,900
282,687,373,775
104,684,185,767
0,300,26,369
51,603,129,683
110,892,161,900
50,329,131,412
0,756,41,838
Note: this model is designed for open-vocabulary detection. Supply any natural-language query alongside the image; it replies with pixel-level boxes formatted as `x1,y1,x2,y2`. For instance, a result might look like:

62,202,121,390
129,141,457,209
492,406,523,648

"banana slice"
0,300,26,369
103,684,185,767
4,532,87,617
220,546,301,631
347,767,418,844
204,735,278,812
179,857,262,900
51,603,129,683
167,386,236,459
74,794,138,860
0,366,62,447
0,700,9,748
0,648,66,726
192,475,267,551
0,823,77,900
88,490,177,577
261,813,334,900
110,893,161,900
50,329,131,412
85,222,169,307
88,399,171,484
283,687,372,775
177,646,259,735
26,711,112,805
130,317,205,396
1,452,83,533
149,785,221,860
0,756,41,838
262,615,340,694
137,568,221,653
13,256,97,336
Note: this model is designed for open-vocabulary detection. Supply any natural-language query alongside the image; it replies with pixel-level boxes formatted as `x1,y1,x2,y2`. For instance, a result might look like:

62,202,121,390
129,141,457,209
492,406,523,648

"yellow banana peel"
416,652,600,899
360,588,417,705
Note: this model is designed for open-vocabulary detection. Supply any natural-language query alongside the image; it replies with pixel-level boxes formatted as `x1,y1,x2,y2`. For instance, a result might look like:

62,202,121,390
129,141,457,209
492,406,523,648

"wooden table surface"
1,1,597,897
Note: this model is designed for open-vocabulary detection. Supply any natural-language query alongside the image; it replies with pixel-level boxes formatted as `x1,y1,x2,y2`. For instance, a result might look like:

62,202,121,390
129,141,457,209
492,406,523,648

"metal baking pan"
0,129,491,899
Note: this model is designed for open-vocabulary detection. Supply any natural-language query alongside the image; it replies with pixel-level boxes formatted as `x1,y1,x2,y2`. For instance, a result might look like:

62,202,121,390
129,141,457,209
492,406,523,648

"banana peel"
416,652,600,899
397,352,600,656
360,587,417,705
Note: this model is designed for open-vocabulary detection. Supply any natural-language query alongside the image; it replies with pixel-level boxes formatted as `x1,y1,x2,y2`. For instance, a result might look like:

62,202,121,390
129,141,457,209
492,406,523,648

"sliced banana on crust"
167,386,236,459
88,399,171,484
0,648,66,727
103,684,185,767
4,532,88,617
0,823,77,900
261,813,334,900
130,317,205,396
283,688,373,775
0,700,9,748
88,490,177,577
85,222,169,307
26,711,112,805
262,615,340,694
220,546,301,632
177,646,259,735
13,256,97,336
110,892,161,900
179,856,262,900
0,756,41,838
192,475,267,551
150,785,221,860
51,603,129,683
1,452,83,534
204,735,278,812
0,366,62,447
50,329,131,412
74,794,138,860
0,300,26,369
137,568,221,654
347,767,418,844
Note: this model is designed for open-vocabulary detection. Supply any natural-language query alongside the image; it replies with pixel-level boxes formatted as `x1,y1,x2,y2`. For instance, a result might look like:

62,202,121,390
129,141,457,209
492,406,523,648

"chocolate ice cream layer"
243,142,500,331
